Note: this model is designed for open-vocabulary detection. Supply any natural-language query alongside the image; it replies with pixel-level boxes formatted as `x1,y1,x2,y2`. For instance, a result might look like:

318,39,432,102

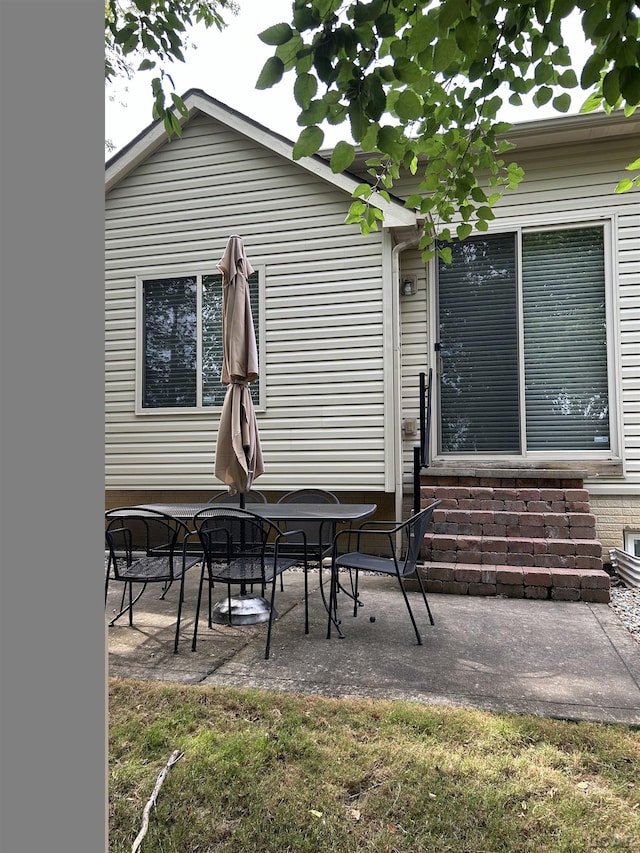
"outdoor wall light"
401,276,417,296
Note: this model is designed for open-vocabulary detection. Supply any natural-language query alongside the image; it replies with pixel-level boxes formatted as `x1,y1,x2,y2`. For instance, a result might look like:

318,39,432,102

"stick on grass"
131,750,183,853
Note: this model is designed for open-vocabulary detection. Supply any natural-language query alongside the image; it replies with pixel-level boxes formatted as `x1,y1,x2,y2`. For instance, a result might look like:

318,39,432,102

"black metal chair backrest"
193,507,278,575
105,507,193,582
402,501,441,574
277,488,340,556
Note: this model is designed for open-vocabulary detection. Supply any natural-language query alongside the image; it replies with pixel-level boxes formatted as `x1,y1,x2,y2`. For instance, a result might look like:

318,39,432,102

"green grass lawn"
109,678,640,853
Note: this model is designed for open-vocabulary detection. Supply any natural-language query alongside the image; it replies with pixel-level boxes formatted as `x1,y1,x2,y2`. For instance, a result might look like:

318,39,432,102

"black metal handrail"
413,368,432,514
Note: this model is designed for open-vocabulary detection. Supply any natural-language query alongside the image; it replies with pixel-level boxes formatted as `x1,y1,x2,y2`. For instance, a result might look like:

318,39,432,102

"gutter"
391,229,421,525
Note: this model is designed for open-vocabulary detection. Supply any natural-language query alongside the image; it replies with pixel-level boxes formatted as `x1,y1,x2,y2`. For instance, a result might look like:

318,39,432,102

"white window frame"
135,265,266,416
430,214,622,464
624,530,640,557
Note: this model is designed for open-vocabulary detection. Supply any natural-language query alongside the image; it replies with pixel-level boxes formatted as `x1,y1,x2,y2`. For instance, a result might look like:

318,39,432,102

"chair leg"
396,576,422,645
108,582,147,627
191,564,206,651
264,577,278,660
174,572,186,654
414,569,435,625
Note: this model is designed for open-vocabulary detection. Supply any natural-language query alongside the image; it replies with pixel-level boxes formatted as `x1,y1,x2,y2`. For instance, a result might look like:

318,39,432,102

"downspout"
391,231,420,523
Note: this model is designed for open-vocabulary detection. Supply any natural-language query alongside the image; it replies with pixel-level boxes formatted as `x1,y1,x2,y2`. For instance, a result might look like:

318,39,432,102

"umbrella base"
210,594,276,625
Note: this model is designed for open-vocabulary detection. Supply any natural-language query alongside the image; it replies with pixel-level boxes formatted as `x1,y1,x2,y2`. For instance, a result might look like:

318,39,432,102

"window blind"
202,272,260,408
522,227,609,450
141,272,260,411
142,277,197,408
438,235,520,452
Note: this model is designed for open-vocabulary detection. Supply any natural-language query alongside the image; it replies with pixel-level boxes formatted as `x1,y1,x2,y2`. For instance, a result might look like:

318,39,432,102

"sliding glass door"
437,225,609,455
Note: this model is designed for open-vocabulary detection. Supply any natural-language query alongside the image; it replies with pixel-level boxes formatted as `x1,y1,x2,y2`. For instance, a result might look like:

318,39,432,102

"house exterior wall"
389,124,640,550
106,114,393,497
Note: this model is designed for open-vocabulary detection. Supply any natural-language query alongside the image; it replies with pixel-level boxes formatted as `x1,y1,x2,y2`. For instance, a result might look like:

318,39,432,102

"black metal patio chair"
105,507,201,653
328,500,442,645
276,488,340,605
191,507,309,659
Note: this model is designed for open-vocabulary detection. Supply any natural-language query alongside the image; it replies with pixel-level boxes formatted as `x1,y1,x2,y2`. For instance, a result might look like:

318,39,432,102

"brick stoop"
416,473,609,602
414,562,610,603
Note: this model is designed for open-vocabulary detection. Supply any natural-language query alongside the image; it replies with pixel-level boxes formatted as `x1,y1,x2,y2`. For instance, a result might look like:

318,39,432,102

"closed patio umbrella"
214,235,264,498
212,235,267,625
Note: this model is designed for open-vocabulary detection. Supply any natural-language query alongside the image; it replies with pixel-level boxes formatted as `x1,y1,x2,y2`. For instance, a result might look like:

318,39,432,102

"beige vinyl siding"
106,115,388,492
391,131,640,493
398,250,430,489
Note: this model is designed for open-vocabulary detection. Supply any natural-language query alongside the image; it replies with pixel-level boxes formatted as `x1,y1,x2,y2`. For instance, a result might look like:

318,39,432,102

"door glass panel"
438,235,520,453
522,227,609,450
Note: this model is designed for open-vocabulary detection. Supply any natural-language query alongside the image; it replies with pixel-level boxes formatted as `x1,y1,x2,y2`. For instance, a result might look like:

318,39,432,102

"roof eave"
105,89,417,227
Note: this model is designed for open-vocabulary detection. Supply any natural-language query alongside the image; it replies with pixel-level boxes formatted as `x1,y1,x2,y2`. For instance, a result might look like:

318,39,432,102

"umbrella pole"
209,488,276,626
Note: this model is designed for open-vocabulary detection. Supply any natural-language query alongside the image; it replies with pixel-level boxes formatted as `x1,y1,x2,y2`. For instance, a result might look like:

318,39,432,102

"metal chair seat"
105,507,200,653
191,507,309,659
329,500,441,645
115,554,198,583
335,552,404,576
205,554,299,585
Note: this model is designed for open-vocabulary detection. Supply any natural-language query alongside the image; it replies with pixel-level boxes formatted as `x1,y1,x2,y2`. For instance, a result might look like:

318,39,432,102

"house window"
139,270,261,411
437,225,610,454
624,531,640,558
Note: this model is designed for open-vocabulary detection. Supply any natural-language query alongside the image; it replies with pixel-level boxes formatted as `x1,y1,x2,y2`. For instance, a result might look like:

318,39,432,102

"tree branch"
131,750,184,853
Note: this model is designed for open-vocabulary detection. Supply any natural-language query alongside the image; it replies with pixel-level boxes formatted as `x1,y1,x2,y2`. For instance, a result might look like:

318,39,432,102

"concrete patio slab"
107,567,640,725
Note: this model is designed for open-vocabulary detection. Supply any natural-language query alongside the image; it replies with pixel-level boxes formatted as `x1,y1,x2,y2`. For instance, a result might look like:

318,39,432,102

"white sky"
105,0,592,158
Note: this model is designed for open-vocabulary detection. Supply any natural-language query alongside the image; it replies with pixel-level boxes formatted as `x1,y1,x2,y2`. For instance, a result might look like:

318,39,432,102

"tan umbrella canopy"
214,235,264,497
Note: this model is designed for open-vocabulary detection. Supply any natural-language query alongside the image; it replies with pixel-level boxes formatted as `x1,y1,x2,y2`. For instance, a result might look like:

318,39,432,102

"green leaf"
292,125,324,159
393,56,423,83
477,206,495,221
580,90,603,113
293,73,317,110
455,18,479,54
259,23,294,46
531,35,548,62
534,61,554,85
550,0,573,19
602,68,621,106
395,90,423,121
407,16,438,53
457,223,473,240
170,92,189,118
377,125,406,160
330,141,356,173
256,56,285,90
626,157,640,171
360,122,380,152
533,85,553,106
615,177,634,193
297,99,328,126
345,199,367,224
433,38,458,72
138,58,156,71
376,13,396,38
552,93,572,112
349,102,367,142
581,53,606,89
353,183,373,199
620,66,640,106
362,74,387,121
439,0,469,30
557,69,578,88
405,193,423,209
